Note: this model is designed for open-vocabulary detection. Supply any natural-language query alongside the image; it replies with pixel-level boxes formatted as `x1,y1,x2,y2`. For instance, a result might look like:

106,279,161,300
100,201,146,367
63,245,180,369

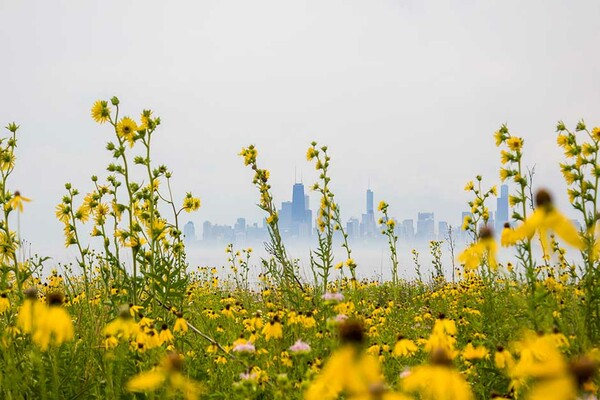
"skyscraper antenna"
294,166,297,183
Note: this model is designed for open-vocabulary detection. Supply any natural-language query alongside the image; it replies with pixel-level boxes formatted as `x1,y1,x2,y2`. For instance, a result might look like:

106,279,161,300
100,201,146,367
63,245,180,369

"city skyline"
2,1,598,259
185,183,514,246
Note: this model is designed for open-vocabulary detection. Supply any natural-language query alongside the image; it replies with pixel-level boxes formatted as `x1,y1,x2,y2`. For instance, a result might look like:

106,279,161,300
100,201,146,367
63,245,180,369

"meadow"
0,97,598,399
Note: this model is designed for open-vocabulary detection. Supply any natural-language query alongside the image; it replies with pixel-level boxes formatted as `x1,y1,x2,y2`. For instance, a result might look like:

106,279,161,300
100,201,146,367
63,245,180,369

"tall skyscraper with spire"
360,188,376,237
279,181,312,238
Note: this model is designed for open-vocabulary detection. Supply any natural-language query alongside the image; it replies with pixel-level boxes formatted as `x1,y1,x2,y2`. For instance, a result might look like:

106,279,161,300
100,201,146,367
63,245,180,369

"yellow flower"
462,342,489,361
0,292,9,314
457,227,497,271
6,191,31,213
556,134,570,148
494,346,514,370
262,316,283,340
116,116,138,147
159,324,175,344
506,136,523,151
592,127,600,141
91,100,111,124
502,190,583,255
402,349,474,400
239,146,258,166
305,345,387,400
31,292,74,351
182,193,201,212
0,152,16,171
103,305,140,341
494,129,505,146
174,315,189,334
393,336,418,358
378,200,388,211
126,352,203,400
500,150,512,164
464,181,474,191
16,289,45,333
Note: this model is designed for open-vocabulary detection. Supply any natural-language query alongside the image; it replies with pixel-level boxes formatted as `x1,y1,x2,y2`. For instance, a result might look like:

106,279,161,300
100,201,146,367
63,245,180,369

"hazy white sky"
1,0,599,258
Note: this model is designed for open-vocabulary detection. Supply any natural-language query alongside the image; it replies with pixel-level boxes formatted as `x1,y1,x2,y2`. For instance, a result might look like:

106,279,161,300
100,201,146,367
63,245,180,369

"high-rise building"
438,221,448,240
495,184,509,233
278,183,312,238
366,189,374,213
279,201,293,234
292,183,306,223
183,221,195,243
401,219,414,241
346,217,360,240
416,212,435,241
360,189,376,237
202,221,212,242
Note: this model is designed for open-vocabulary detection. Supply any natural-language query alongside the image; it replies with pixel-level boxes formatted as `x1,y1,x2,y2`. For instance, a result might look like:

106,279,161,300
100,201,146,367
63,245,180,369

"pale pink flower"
233,342,256,353
334,313,348,323
289,339,311,353
322,292,344,302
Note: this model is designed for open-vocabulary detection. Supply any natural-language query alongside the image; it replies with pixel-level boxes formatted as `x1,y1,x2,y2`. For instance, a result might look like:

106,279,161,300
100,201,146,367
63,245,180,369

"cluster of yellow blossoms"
16,289,74,351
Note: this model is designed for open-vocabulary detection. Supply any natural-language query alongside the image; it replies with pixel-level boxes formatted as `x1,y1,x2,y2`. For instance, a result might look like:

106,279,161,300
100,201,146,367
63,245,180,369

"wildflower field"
1,98,599,399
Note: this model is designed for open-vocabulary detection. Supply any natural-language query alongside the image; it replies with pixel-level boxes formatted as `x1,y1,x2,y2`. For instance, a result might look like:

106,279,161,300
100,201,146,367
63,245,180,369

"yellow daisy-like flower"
182,193,201,212
116,117,138,147
506,136,523,151
378,200,388,211
462,342,489,361
501,189,583,255
457,227,497,271
30,292,74,351
494,129,505,146
393,336,418,358
6,191,31,213
402,348,473,400
126,352,203,400
91,100,111,124
173,314,189,334
261,316,283,340
0,292,10,314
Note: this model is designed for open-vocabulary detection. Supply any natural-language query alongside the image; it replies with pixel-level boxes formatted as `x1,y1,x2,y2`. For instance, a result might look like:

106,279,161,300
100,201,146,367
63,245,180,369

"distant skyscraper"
279,201,293,233
366,189,374,213
495,184,509,233
278,183,312,238
416,212,435,241
402,219,414,241
292,183,306,223
202,221,212,241
346,217,360,240
360,189,377,237
438,221,448,240
183,221,195,243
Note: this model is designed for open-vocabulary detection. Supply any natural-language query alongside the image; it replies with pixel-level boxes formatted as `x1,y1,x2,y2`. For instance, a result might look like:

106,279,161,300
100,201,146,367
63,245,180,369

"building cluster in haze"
183,182,521,248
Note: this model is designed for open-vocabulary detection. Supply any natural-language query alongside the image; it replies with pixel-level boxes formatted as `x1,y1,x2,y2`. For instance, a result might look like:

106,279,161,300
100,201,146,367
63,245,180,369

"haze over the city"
1,0,599,270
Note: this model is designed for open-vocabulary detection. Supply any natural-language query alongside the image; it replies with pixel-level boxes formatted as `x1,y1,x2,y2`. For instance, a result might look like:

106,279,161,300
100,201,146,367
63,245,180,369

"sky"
1,0,600,262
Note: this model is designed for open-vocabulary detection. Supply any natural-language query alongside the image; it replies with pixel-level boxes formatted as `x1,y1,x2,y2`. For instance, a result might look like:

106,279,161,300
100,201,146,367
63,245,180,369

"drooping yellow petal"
126,370,166,393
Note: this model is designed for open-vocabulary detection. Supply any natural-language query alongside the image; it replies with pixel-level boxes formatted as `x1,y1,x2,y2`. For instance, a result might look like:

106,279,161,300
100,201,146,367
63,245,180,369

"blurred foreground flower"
305,319,409,400
126,352,203,400
501,189,583,254
17,290,74,351
458,226,497,271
